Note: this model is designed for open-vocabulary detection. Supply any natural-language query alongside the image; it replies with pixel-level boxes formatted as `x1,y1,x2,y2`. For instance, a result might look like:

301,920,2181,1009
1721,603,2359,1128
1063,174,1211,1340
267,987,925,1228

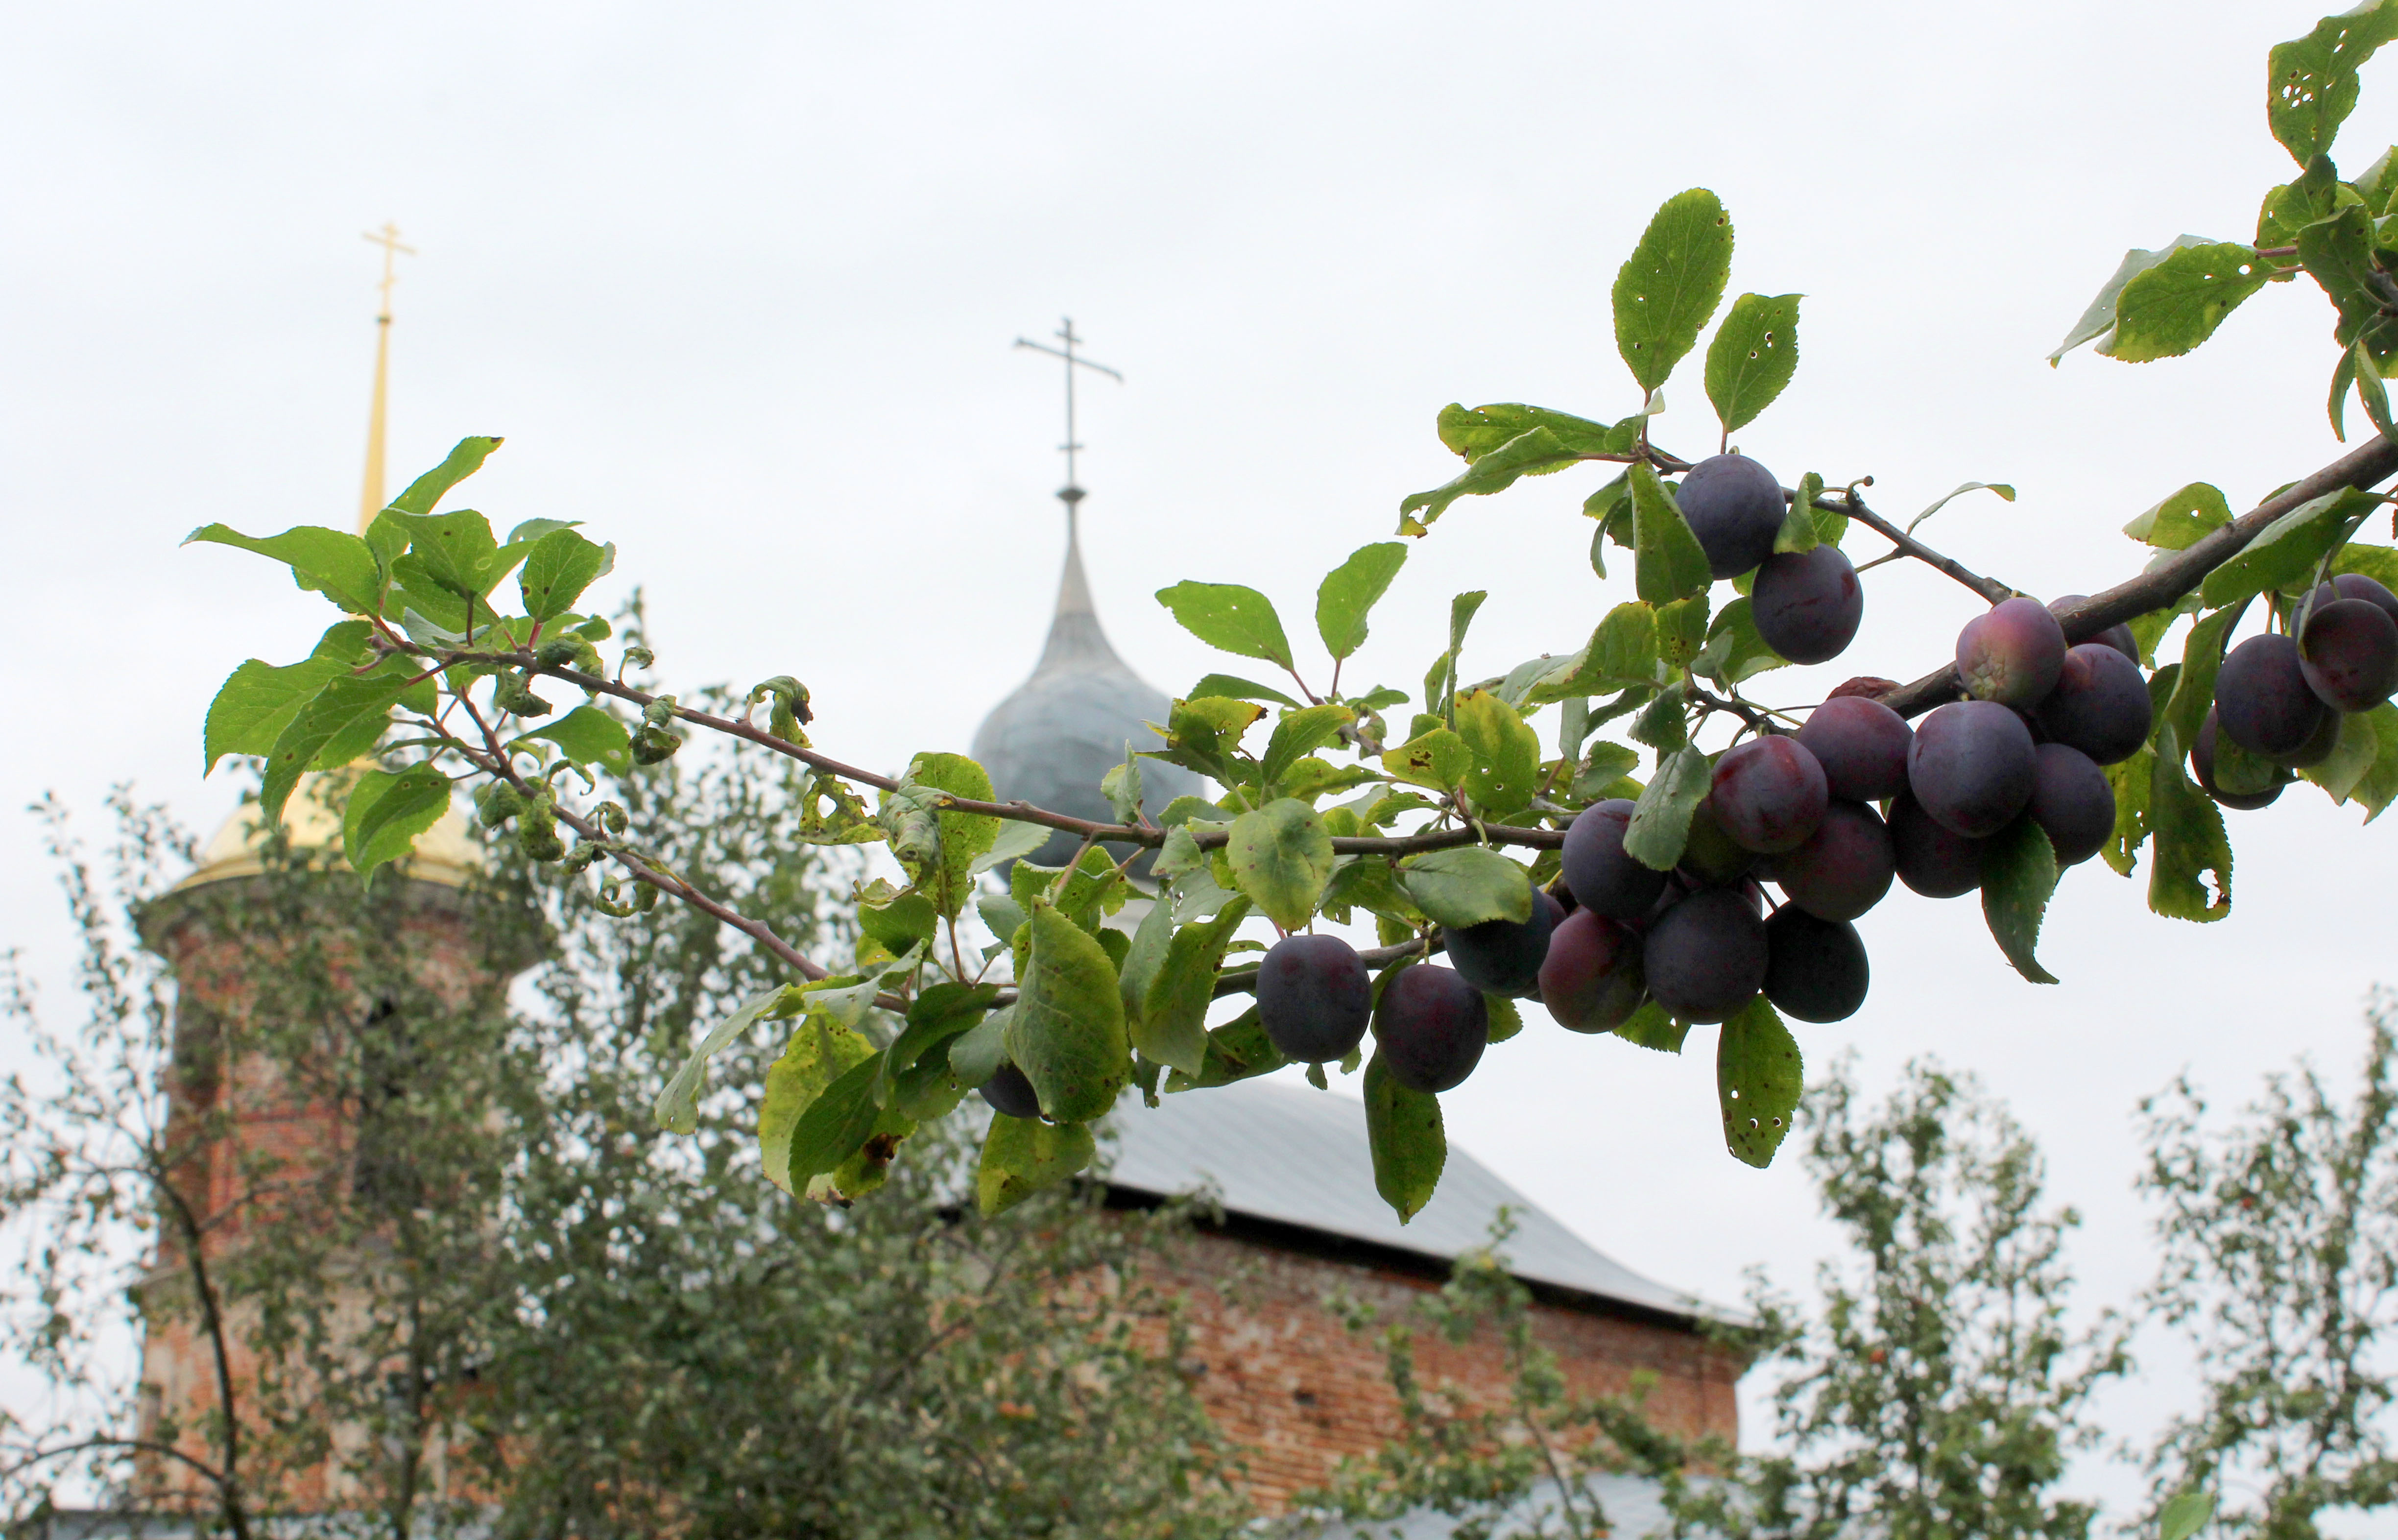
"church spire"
1014,319,1127,674
359,223,414,532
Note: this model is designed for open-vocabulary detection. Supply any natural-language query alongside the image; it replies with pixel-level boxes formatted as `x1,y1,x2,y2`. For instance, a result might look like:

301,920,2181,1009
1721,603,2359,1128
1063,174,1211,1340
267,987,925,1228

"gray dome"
972,514,1203,870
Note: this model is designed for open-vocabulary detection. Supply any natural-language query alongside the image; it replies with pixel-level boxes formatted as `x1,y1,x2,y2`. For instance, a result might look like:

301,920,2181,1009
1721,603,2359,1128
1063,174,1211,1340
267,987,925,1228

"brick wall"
1135,1219,1746,1513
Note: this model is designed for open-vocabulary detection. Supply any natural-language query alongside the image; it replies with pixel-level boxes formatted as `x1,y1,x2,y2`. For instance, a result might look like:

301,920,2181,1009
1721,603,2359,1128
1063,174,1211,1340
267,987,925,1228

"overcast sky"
7,0,2398,1518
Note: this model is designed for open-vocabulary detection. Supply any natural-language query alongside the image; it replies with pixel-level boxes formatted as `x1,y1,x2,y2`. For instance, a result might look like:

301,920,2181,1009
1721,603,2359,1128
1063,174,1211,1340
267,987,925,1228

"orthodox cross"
358,223,416,530
1013,317,1123,512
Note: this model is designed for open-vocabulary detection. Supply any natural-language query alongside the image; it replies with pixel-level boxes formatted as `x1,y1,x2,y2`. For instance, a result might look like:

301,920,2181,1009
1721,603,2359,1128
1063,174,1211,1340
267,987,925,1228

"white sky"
6,0,2397,1520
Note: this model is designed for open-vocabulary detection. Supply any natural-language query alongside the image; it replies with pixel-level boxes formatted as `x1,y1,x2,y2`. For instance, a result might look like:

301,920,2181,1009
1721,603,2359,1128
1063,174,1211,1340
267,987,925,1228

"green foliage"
1705,291,1803,438
1614,188,1735,393
1980,816,2062,986
1364,1051,1445,1224
1717,995,1803,1168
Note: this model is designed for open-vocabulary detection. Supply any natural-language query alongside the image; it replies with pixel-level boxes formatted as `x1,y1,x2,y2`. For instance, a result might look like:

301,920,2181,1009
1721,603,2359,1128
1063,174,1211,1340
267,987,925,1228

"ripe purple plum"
1561,799,1669,920
2312,573,2398,630
1907,699,2038,837
1443,889,1561,997
1774,800,1895,921
1889,789,1987,897
979,1061,1043,1121
1257,933,1373,1063
2300,597,2398,712
1676,454,1786,579
1710,736,1829,853
1536,909,1647,1034
2034,643,2152,765
2191,707,2286,811
1373,964,1490,1093
1641,887,1770,1024
1751,544,1864,665
1794,696,1913,801
2215,633,2329,758
2048,595,2139,662
1957,596,2067,707
2026,744,2114,866
1762,908,1870,1024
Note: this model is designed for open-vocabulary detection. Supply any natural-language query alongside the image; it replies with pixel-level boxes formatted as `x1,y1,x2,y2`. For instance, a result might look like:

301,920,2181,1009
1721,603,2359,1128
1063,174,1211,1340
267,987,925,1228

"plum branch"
1828,490,2015,606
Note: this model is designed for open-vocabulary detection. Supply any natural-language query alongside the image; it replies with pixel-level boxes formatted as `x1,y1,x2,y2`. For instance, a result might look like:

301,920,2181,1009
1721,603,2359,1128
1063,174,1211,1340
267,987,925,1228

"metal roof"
1102,1074,1711,1321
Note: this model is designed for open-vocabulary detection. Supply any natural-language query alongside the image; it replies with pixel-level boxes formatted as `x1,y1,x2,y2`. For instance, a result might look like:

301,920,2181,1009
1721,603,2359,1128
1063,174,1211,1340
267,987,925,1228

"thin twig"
1826,491,2014,606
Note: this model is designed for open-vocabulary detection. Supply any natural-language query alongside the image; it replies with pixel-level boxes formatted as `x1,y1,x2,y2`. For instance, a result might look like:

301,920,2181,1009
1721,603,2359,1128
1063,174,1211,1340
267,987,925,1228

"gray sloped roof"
1102,1075,1710,1321
970,511,1201,870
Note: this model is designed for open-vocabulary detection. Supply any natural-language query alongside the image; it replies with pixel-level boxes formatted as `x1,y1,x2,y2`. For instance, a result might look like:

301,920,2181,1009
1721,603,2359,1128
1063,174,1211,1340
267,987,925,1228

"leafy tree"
0,693,1249,1537
2136,994,2398,1540
174,4,2398,1230
1303,1059,2126,1540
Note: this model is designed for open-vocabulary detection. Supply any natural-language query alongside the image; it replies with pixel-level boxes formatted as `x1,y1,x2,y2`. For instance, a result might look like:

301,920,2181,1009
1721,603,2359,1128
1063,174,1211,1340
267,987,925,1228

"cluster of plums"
2191,575,2398,809
1679,452,1864,666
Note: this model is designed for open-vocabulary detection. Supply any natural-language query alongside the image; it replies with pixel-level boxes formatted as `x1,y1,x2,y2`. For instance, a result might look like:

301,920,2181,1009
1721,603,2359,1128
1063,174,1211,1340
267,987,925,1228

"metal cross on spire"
358,222,416,532
1013,317,1123,512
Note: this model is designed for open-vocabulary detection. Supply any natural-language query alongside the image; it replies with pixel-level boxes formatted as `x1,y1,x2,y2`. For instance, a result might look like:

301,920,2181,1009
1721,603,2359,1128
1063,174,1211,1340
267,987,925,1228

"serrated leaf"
1262,703,1356,789
2149,726,2234,922
1396,846,1532,928
783,1053,894,1188
2049,236,2220,364
1704,292,1801,436
1980,817,2061,985
1364,1053,1445,1223
1624,745,1711,870
1452,690,1541,818
2123,483,2233,550
341,764,453,881
1007,902,1130,1122
2299,203,2398,358
1436,402,1636,461
203,620,375,772
1694,597,1789,685
259,675,411,824
759,1015,874,1191
1382,727,1472,793
2268,0,2398,165
1190,673,1301,708
2200,487,2376,607
2102,745,2156,878
900,752,1000,919
1656,594,1711,670
1527,603,1660,706
516,704,630,768
1226,798,1334,931
1616,999,1688,1054
2100,243,2271,362
1717,995,1801,1168
1907,481,2016,533
1317,541,1410,659
2350,702,2398,818
1117,891,1175,1026
518,528,612,621
1614,188,1734,393
2303,706,2381,801
1398,427,1585,533
1629,462,1712,605
977,1114,1097,1216
387,435,502,516
1156,581,1295,669
659,983,806,1134
1773,472,1823,556
184,524,381,614
2161,607,2242,750
1140,897,1253,1077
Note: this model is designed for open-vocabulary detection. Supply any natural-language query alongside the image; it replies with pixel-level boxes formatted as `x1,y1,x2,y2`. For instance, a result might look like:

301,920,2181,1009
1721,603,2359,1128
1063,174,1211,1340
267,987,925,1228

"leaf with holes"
2100,243,2271,362
1365,1054,1445,1223
341,764,453,881
1614,188,1734,392
1717,995,1801,1168
2123,483,2232,550
1704,292,1801,436
2049,236,2219,364
2268,0,2398,165
1156,581,1294,669
2149,726,2234,922
1227,799,1335,931
1452,689,1541,818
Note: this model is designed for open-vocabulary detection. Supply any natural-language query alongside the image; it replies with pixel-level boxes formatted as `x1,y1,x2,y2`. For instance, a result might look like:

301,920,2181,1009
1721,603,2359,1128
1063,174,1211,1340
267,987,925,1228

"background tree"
2136,995,2398,1540
1304,1058,2127,1540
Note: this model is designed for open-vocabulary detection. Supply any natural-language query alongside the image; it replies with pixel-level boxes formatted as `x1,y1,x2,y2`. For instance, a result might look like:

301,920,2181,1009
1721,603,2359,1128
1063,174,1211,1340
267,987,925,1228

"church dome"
971,512,1202,870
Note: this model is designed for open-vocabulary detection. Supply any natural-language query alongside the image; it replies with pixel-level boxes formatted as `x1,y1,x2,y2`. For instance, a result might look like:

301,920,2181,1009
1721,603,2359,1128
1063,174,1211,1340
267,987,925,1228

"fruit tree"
184,3,2398,1221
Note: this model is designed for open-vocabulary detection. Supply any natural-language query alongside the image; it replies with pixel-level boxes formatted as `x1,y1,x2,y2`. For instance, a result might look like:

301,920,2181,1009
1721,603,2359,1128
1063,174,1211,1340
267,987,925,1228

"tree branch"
1881,436,2398,717
1828,492,2014,606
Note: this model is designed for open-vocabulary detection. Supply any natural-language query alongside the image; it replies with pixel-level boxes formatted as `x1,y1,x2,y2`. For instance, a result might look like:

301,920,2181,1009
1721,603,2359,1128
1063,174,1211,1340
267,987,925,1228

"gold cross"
362,223,415,321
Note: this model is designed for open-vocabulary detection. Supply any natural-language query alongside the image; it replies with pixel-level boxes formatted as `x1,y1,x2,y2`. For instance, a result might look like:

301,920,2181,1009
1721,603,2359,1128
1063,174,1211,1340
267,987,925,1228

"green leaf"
1262,703,1356,789
1616,999,1688,1054
259,675,411,824
1149,695,1268,782
1979,817,2061,985
517,704,630,768
1483,993,1523,1043
1694,597,1788,685
1452,690,1541,818
1364,1053,1446,1223
1396,846,1532,928
1436,402,1636,461
1656,594,1711,671
1528,603,1660,705
388,509,507,601
2350,702,2398,818
1155,581,1295,670
2161,607,2242,749
341,764,453,881
900,752,1001,919
1624,745,1712,871
2299,202,2398,356
2123,483,2233,550
1140,897,1254,1077
2200,488,2376,607
946,1008,1010,1090
1716,995,1802,1169
1381,727,1472,793
969,818,1054,877
2102,745,2156,878
386,435,503,516
183,524,381,614
1163,1004,1288,1091
1704,292,1801,436
2269,0,2398,165
1629,462,1711,605
2262,152,2348,250
1908,481,2016,532
1226,798,1335,931
1317,542,1410,659
2048,236,2220,364
203,621,375,773
784,1053,890,1186
977,1113,1097,1216
2148,726,2235,922
1614,188,1735,393
2100,243,2271,362
1398,427,1583,534
1773,472,1823,556
2335,542,2398,588
1006,903,1130,1122
2303,706,2382,801
659,983,806,1134
1117,892,1175,1026
518,528,613,621
758,1015,874,1191
2159,1492,2216,1540
1190,673,1301,708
